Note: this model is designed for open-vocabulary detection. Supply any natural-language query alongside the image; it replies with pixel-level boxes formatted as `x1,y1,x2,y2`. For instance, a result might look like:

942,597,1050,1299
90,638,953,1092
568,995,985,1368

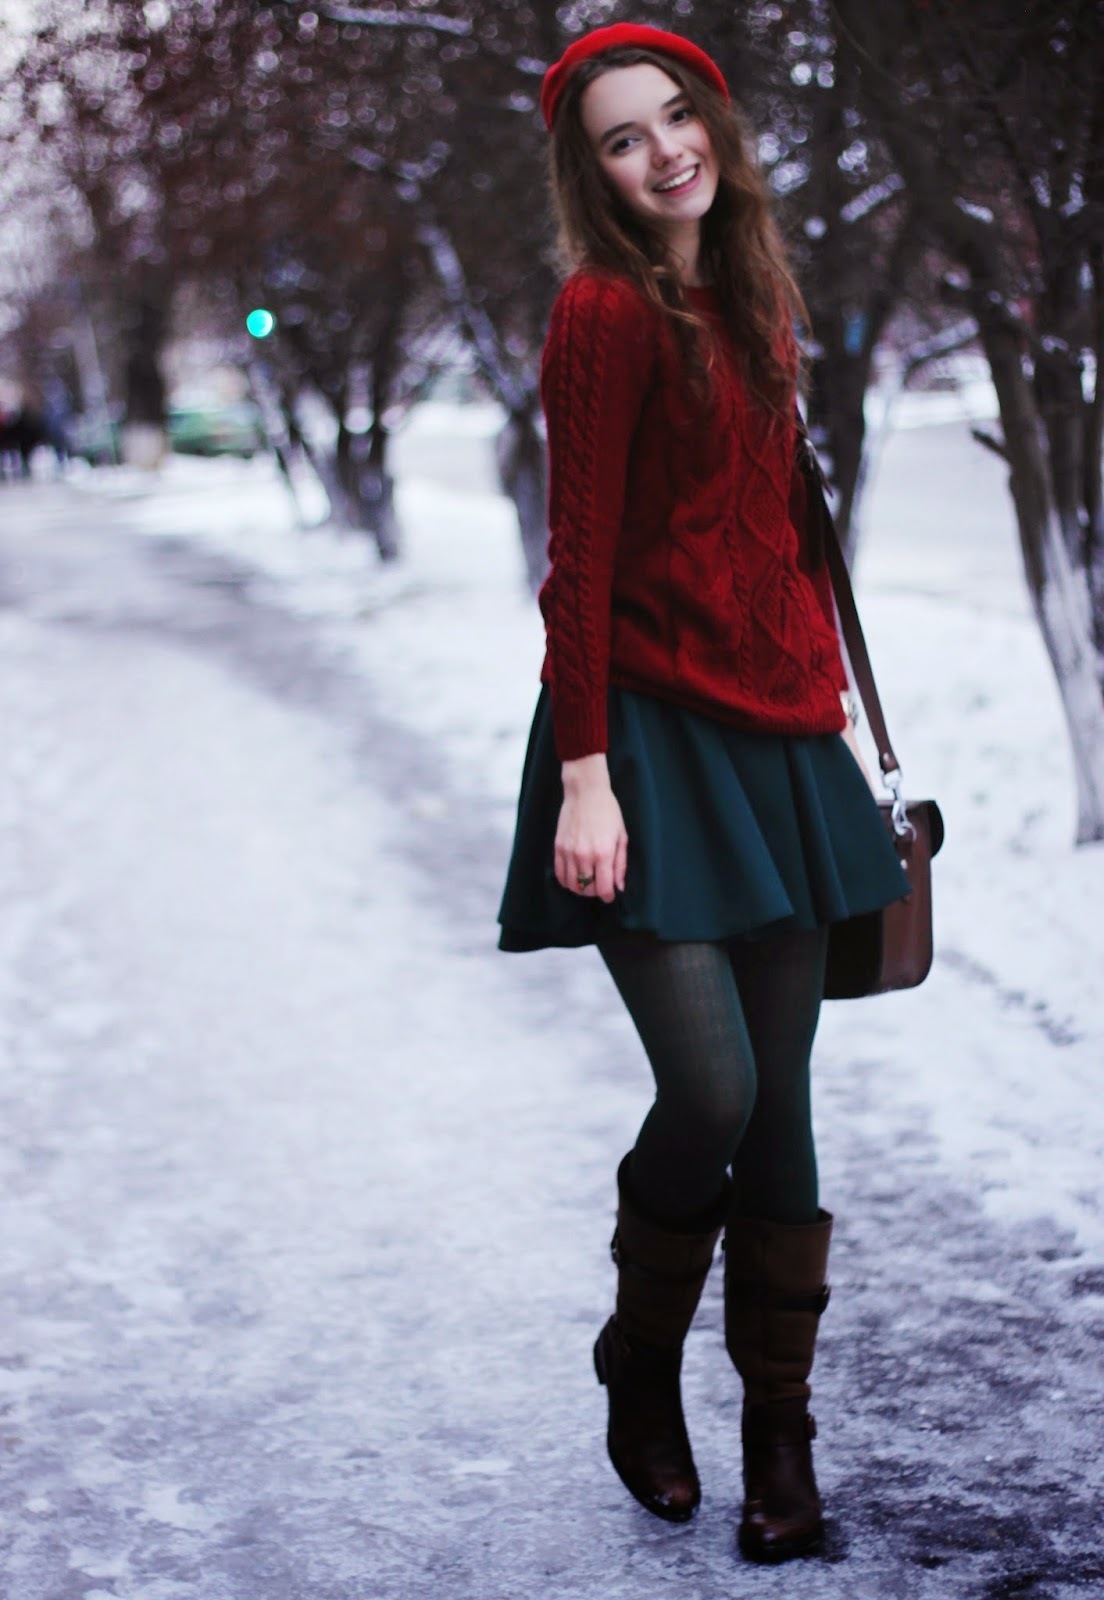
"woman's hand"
555,754,628,902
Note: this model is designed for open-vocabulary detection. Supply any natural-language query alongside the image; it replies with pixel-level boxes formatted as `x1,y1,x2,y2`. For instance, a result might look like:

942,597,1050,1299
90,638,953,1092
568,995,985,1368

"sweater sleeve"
538,274,655,760
789,455,849,693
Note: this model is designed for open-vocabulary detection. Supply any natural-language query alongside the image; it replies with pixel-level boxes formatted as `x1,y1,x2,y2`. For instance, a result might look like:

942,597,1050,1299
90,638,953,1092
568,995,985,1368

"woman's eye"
670,106,693,123
610,135,635,154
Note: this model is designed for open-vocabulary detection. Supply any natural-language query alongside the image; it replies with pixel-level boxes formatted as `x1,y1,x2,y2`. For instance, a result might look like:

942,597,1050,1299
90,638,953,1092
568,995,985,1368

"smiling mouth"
654,164,700,195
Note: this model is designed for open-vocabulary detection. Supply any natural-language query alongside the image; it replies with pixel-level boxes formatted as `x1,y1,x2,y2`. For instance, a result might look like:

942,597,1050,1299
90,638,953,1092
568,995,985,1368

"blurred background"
2,0,1101,755
4,0,1103,840
2,8,1104,1596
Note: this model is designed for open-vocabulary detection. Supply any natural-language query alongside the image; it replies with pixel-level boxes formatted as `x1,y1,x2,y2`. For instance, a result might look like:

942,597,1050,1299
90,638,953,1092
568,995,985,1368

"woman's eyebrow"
599,92,688,147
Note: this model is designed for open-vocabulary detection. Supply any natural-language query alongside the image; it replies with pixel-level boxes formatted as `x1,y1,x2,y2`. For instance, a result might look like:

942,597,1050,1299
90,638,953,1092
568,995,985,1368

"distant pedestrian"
0,401,45,481
498,24,909,1562
42,379,74,469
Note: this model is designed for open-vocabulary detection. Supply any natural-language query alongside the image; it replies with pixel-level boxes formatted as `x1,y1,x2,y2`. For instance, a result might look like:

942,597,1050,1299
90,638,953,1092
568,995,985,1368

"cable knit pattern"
538,272,848,761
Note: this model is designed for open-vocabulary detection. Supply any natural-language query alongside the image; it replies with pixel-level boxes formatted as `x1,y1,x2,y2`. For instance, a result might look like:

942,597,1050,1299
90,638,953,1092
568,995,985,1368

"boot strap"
726,1281,831,1315
610,1227,718,1284
606,1314,683,1366
743,1399,818,1443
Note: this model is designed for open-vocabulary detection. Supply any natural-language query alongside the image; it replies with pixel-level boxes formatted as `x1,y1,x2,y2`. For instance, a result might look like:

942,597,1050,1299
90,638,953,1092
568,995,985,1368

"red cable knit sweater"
538,271,848,761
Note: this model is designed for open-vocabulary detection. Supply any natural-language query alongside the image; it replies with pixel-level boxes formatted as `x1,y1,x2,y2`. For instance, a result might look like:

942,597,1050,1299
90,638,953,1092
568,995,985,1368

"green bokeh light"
245,308,276,338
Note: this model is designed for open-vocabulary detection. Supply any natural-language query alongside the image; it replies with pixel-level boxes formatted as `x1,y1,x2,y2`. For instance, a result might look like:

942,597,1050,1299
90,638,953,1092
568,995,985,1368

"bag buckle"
883,768,917,841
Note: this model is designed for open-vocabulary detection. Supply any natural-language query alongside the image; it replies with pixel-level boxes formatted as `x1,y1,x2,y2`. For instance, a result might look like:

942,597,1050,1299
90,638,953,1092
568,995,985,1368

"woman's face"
579,63,719,244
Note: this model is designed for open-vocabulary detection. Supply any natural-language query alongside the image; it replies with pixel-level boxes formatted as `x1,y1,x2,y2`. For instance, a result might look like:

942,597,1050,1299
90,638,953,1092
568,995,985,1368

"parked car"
168,400,265,458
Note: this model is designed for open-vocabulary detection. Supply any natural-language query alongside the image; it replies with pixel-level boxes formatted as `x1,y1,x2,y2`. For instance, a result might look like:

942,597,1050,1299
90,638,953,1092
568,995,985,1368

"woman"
498,23,908,1563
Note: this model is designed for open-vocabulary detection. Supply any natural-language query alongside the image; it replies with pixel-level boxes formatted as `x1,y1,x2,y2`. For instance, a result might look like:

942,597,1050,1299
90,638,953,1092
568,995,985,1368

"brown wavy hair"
549,45,809,423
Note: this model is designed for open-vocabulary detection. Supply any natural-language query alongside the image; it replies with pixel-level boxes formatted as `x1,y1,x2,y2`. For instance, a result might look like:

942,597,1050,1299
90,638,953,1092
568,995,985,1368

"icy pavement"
0,448,1102,1599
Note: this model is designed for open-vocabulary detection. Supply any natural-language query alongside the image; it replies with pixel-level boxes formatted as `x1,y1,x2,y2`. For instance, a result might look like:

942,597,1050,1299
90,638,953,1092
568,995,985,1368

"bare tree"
8,3,175,457
659,2,917,560
314,0,564,588
825,0,1104,842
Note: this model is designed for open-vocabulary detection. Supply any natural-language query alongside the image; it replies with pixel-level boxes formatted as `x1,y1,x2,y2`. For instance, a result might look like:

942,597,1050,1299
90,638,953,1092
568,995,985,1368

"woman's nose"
651,127,682,163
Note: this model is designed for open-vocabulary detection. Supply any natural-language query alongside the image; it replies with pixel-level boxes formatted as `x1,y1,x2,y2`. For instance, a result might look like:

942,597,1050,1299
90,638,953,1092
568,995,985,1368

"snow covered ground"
1,399,1102,1599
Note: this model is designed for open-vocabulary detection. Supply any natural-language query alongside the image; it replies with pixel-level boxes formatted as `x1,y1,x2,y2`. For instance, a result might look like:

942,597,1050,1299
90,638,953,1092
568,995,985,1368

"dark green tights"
598,925,829,1228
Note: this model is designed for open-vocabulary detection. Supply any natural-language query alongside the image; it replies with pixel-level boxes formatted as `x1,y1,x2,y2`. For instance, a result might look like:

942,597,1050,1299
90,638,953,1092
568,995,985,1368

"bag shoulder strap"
794,410,901,777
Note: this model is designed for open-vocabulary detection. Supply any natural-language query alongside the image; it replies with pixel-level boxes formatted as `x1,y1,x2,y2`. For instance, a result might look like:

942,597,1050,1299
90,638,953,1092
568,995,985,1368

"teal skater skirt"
497,686,910,952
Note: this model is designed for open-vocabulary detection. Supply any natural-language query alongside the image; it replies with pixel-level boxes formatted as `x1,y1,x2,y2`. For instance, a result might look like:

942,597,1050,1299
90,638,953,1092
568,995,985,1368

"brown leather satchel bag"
795,417,945,999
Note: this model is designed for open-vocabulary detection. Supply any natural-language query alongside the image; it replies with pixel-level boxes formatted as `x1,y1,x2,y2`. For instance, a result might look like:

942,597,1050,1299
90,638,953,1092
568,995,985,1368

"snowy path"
0,479,1102,1599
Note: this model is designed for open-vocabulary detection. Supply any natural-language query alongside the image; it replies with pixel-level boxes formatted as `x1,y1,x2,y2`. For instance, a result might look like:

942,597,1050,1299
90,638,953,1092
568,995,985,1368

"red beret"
541,24,730,131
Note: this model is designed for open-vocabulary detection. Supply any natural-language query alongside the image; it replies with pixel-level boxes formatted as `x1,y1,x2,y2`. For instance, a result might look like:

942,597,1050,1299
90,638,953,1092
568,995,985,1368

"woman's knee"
658,1067,755,1158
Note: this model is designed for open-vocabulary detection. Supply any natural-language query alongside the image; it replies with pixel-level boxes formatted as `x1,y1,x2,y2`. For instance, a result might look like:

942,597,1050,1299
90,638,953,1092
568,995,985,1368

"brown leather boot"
593,1155,728,1523
723,1210,833,1562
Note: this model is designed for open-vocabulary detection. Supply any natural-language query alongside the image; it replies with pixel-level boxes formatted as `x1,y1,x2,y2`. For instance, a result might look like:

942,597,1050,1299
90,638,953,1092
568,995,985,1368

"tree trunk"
120,279,170,467
366,360,400,562
979,320,1104,843
808,212,923,568
495,409,548,594
1034,254,1086,569
333,417,361,526
1085,243,1104,653
416,213,547,582
808,341,872,568
277,389,331,521
802,64,871,568
331,414,398,557
121,281,168,421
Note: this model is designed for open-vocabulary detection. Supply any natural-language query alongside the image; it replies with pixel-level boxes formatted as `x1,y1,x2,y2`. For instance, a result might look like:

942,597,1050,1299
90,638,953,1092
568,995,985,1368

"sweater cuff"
552,700,609,763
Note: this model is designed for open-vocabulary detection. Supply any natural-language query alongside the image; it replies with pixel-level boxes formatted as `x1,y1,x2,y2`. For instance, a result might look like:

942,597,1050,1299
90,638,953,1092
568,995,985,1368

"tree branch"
970,426,1010,462
901,316,980,381
316,5,472,35
931,0,1049,250
830,0,1012,320
345,144,529,413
